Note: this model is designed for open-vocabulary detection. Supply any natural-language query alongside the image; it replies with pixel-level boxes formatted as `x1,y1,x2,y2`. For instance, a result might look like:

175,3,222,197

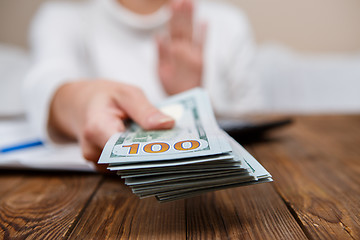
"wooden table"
0,115,359,239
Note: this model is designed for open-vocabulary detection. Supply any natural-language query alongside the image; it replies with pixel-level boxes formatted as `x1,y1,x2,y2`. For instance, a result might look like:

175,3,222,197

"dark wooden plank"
0,171,26,199
0,172,101,239
250,115,360,240
68,176,186,240
186,183,308,240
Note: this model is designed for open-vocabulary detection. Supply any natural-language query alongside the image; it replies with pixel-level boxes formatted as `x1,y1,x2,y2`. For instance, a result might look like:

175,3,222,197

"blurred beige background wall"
0,0,359,53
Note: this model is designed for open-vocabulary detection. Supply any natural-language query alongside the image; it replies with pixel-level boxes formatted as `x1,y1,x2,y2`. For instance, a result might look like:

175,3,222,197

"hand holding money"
49,80,174,170
99,88,272,201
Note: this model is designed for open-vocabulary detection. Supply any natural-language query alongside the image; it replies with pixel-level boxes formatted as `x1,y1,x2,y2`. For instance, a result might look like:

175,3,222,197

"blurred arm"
23,2,89,142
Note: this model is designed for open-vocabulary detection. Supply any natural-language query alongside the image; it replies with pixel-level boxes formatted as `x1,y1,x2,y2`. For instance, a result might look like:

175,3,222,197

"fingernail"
148,112,175,129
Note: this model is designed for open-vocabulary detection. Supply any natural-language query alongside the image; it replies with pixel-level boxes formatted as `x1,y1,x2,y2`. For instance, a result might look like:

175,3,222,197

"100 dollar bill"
98,88,232,165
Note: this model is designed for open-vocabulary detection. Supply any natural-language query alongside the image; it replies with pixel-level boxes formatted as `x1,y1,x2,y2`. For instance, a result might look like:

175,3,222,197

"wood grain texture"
1,115,359,240
186,183,308,240
0,172,26,200
69,177,306,240
250,115,360,240
68,176,186,240
0,172,101,240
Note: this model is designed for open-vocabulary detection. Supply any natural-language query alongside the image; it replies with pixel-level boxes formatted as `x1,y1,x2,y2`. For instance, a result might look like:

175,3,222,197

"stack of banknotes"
99,88,272,202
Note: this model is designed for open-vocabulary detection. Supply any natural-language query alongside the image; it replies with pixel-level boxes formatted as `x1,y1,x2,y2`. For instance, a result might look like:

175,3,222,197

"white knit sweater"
23,0,263,141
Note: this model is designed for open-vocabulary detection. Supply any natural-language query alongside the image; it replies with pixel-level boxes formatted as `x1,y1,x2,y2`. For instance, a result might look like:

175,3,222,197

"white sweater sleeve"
23,2,89,142
205,7,264,117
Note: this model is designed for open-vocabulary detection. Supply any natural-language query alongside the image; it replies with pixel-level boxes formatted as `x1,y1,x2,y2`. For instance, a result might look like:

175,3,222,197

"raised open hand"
157,0,206,95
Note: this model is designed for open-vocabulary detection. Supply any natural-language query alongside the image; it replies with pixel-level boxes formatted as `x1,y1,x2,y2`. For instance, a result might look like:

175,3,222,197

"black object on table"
218,118,293,144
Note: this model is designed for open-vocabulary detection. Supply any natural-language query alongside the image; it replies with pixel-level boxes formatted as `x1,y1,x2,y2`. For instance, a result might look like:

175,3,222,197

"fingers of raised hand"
170,0,193,41
194,21,207,52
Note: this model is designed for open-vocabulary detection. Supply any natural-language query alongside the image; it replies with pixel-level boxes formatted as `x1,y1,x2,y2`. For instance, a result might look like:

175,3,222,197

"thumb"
195,21,207,52
156,35,171,64
115,85,175,130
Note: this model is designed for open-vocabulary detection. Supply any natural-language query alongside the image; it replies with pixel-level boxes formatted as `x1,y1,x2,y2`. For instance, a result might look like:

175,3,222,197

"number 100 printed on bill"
113,139,209,156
